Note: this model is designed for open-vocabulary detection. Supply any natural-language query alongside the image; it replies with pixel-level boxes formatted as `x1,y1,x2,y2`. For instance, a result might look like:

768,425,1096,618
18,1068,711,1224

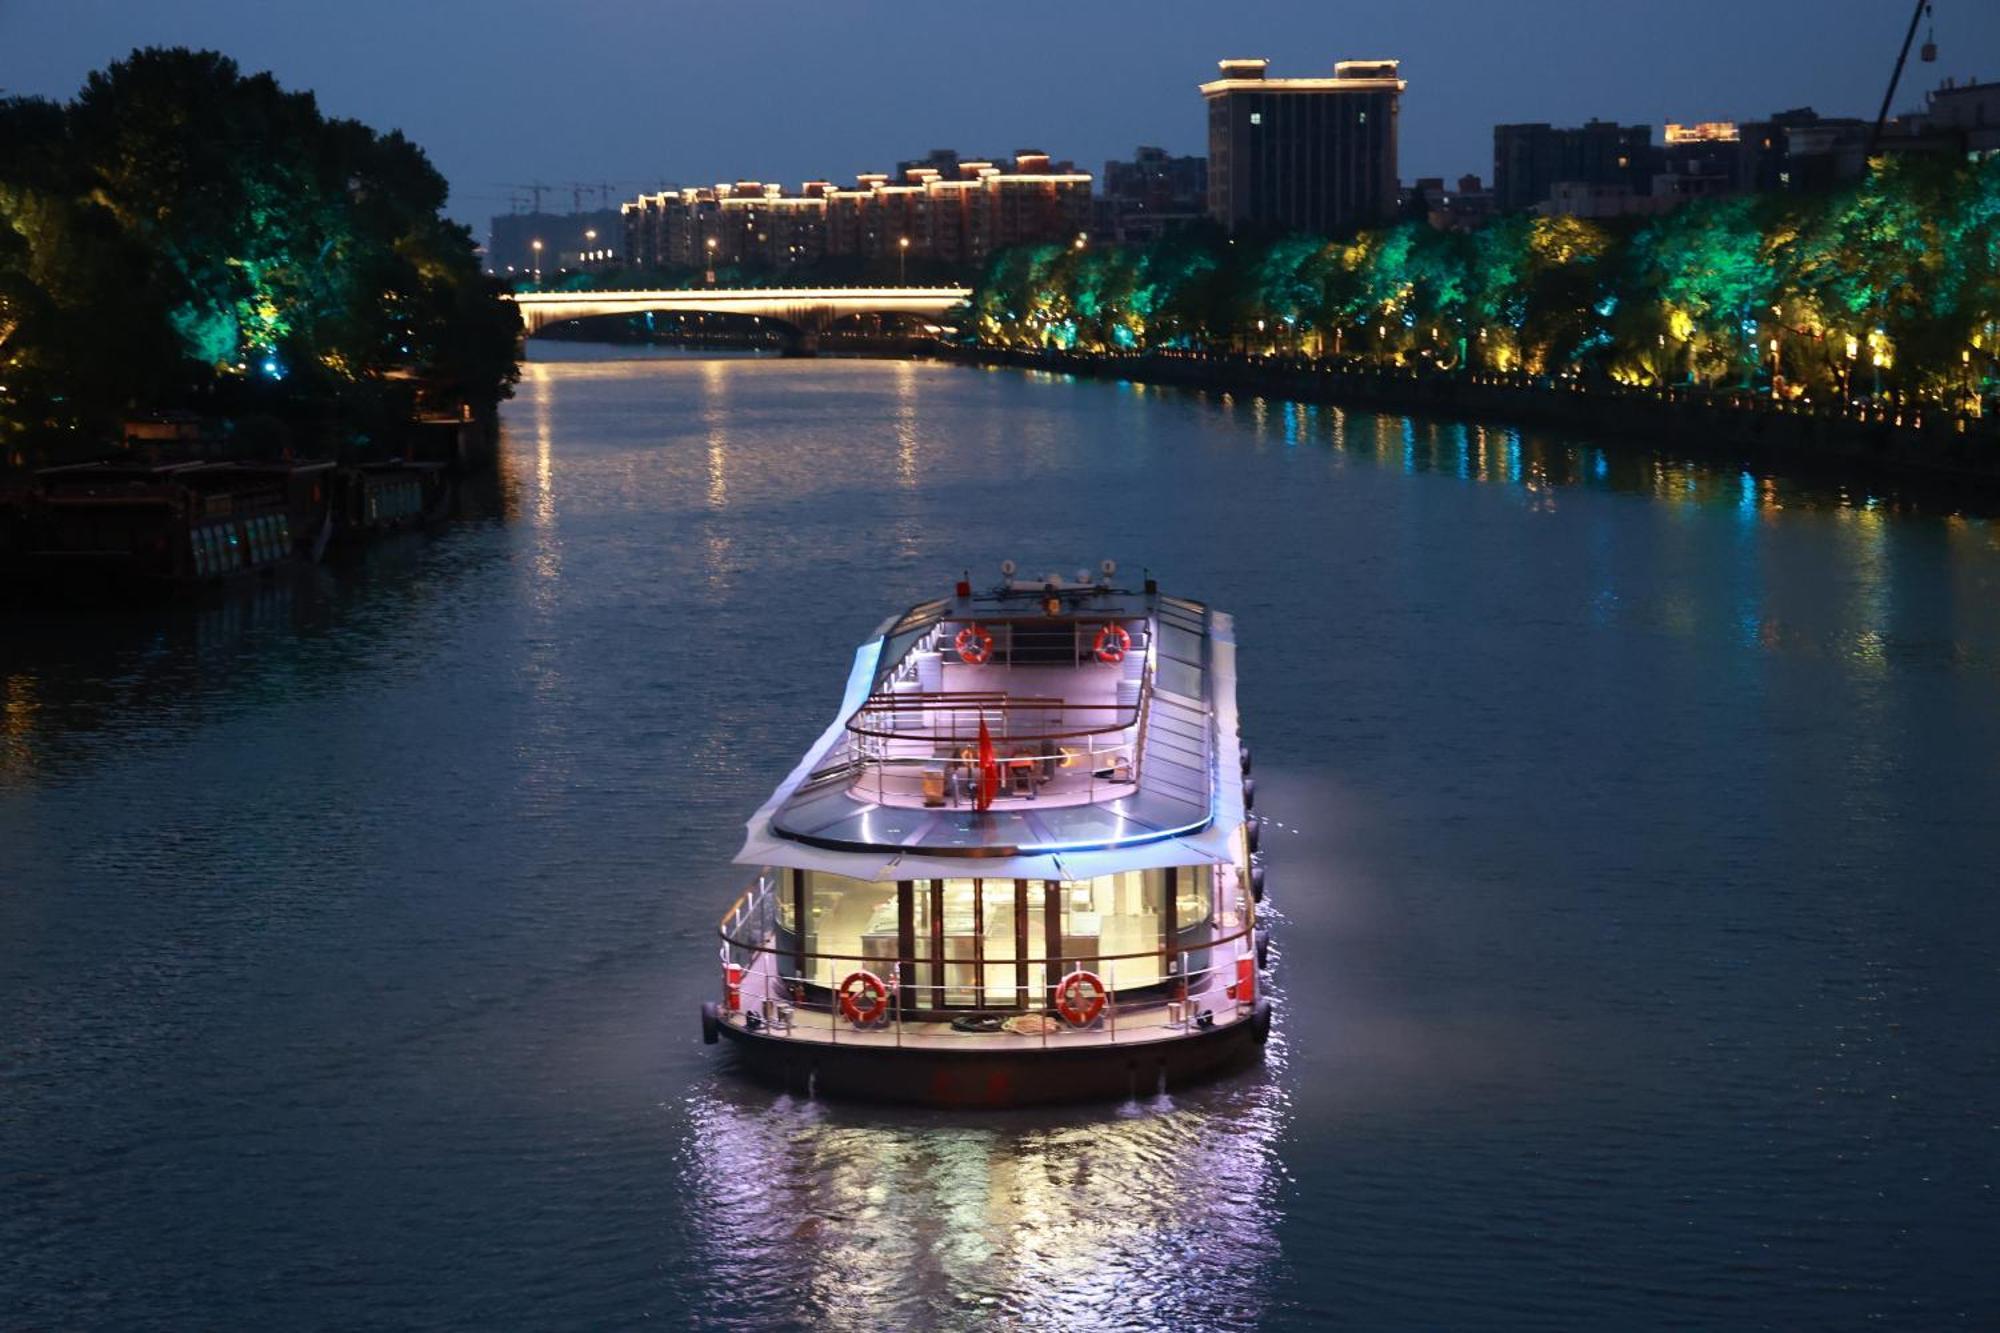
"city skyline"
4,0,1997,227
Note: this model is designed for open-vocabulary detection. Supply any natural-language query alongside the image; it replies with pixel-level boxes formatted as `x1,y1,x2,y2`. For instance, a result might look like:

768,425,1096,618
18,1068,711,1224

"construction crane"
494,181,656,215
564,182,620,212
1870,0,1942,154
496,182,555,214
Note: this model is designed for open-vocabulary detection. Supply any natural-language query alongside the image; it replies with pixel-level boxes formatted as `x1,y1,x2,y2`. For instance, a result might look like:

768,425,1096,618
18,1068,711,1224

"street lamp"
899,235,909,285
531,238,542,283
1074,232,1087,252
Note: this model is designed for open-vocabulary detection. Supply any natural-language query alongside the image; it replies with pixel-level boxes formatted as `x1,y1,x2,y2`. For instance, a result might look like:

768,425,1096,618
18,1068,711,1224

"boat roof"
734,578,1247,882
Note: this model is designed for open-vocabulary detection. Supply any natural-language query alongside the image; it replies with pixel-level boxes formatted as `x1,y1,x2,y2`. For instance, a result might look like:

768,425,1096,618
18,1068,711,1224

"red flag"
976,717,1000,810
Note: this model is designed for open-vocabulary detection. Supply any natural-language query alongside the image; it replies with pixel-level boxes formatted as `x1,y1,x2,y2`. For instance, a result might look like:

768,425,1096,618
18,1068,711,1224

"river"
3,345,1998,1329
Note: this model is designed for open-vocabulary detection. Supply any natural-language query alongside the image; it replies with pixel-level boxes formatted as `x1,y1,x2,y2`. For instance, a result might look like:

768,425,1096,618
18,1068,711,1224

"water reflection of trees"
1209,387,1981,519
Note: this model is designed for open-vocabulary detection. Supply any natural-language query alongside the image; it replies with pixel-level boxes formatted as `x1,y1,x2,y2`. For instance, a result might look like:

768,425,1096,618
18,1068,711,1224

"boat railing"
834,683,1153,809
714,879,1261,1049
845,690,1137,743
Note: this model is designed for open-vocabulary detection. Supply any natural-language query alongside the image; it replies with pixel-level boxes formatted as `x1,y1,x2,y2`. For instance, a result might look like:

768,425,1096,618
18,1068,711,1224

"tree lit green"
971,154,2000,415
0,48,520,463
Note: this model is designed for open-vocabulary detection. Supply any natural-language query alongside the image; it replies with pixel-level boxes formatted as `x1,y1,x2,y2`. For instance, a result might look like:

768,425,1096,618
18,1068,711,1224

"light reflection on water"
681,1056,1288,1332
4,346,2000,1328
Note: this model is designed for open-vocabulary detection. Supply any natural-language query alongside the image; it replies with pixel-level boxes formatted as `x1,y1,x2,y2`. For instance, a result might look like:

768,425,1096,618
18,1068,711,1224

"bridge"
504,286,972,346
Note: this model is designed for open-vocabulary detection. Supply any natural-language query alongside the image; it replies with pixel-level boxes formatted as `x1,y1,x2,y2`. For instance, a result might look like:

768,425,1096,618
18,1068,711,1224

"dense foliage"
0,48,520,461
973,155,2000,411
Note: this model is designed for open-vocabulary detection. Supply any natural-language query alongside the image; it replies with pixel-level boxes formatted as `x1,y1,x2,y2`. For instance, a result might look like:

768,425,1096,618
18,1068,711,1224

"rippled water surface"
4,347,1999,1329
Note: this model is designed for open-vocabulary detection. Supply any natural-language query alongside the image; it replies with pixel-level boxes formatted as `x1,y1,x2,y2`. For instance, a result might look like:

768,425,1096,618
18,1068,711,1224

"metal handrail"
720,943,1253,1050
845,692,1137,743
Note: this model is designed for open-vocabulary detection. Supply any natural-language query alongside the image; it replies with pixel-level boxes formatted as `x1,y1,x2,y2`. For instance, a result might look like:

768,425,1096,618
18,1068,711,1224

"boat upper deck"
739,575,1245,872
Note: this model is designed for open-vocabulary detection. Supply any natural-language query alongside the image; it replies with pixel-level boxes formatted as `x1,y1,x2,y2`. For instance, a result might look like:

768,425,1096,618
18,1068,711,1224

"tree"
0,48,519,462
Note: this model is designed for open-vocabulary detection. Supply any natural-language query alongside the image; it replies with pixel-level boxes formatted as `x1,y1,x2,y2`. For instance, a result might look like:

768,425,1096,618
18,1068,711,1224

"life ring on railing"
955,624,994,664
838,969,890,1025
1093,624,1131,664
1054,969,1108,1027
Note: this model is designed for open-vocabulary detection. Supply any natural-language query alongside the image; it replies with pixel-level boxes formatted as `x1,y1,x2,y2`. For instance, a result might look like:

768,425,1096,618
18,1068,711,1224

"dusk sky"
5,0,1997,235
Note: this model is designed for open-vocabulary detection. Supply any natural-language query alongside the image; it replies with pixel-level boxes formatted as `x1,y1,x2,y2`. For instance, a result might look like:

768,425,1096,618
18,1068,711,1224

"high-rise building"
1201,57,1404,235
1097,146,1208,244
1492,121,1657,214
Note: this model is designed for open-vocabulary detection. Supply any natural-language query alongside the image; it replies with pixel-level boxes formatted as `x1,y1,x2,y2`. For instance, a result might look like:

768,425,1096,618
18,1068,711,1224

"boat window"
776,874,797,933
941,878,982,1006
1176,864,1214,931
910,881,934,1005
1024,886,1048,1009
1156,620,1203,668
1058,870,1166,990
874,625,928,687
890,597,950,637
982,879,1019,1009
801,872,898,989
1155,654,1203,701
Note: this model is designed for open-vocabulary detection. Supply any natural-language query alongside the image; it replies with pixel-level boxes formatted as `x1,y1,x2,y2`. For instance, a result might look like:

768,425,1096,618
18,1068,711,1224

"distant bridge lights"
503,286,972,341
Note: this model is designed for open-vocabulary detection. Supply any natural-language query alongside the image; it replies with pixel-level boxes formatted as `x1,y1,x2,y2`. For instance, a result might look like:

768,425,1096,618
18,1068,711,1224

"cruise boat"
702,562,1271,1107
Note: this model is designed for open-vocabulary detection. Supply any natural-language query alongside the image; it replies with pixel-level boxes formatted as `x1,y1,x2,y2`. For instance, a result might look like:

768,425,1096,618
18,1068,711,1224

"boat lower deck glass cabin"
782,866,1224,1015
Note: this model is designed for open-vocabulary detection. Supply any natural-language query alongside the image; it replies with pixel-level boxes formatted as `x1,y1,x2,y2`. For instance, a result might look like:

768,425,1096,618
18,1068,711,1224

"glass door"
901,877,1041,1013
907,880,936,1011
981,879,1018,1010
941,878,980,1007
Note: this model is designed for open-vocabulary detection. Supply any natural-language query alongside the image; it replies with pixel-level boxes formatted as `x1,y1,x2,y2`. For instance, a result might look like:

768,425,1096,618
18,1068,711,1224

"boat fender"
700,1001,721,1045
1250,864,1265,902
1246,816,1261,854
1255,925,1271,970
1251,1000,1273,1044
837,969,891,1025
1239,744,1253,775
1243,777,1257,811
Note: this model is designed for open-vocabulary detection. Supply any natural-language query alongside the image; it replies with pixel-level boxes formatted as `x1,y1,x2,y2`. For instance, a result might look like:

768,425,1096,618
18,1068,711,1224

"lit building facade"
1201,58,1405,236
621,152,1091,273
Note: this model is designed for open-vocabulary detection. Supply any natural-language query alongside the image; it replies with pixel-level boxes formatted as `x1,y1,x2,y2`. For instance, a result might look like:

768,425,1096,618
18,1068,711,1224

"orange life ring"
838,969,890,1025
955,624,994,664
1054,969,1108,1027
1093,624,1131,664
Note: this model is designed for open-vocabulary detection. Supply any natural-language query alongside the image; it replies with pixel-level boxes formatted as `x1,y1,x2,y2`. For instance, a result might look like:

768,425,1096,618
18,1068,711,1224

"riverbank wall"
947,346,2000,492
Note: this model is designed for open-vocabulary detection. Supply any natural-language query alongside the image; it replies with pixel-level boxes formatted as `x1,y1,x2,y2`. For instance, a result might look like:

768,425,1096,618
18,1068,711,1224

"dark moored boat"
704,562,1271,1107
13,459,334,595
